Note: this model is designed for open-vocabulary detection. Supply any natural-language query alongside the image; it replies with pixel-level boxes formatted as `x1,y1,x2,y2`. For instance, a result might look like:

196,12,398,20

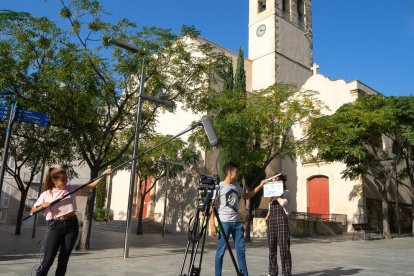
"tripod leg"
187,211,205,276
196,205,211,271
180,208,200,275
213,207,244,276
180,203,211,276
188,202,212,276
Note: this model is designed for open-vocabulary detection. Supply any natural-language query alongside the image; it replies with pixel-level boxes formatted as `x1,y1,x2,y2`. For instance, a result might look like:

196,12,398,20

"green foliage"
93,208,114,222
72,20,81,34
95,179,106,209
180,25,200,38
222,57,234,91
59,7,72,18
234,47,246,92
305,94,414,237
306,95,398,179
0,2,227,242
193,83,323,187
88,19,108,31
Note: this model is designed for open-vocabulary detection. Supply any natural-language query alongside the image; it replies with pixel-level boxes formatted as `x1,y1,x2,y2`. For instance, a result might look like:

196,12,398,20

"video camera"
197,174,220,210
199,175,219,189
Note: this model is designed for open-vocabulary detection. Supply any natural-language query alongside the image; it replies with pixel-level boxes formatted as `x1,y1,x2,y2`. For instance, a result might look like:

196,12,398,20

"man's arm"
209,207,218,237
242,179,267,199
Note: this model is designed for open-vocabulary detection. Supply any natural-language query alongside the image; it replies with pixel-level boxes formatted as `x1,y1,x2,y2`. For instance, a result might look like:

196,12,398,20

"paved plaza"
0,224,413,276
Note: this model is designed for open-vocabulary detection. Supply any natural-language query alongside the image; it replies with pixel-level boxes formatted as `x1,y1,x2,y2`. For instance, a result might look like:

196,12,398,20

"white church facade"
106,0,398,234
2,0,410,235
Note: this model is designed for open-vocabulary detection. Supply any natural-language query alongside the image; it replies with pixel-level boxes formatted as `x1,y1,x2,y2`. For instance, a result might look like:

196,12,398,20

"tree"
1,126,74,235
193,83,323,240
156,144,203,232
134,134,191,235
222,57,234,91
0,2,227,250
0,11,76,234
385,96,414,235
233,47,246,93
305,94,414,239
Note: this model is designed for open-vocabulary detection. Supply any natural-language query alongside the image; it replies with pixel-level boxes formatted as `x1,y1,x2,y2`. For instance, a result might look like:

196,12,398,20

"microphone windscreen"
201,115,218,146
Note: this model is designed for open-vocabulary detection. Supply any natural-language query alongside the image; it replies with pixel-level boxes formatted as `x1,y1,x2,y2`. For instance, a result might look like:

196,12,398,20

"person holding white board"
264,174,291,276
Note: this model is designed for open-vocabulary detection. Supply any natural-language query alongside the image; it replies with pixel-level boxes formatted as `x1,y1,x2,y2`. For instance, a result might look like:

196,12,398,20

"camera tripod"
179,188,243,276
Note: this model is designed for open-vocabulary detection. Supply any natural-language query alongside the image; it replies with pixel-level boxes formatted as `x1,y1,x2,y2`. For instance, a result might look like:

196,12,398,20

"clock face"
256,24,266,37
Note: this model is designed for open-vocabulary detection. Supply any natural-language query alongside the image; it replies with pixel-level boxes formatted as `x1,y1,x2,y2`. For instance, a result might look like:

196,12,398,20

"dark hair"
275,174,287,190
275,174,287,182
43,166,67,191
223,162,238,176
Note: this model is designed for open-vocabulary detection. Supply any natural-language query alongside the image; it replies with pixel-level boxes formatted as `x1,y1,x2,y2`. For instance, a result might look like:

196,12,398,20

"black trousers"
36,219,79,276
267,203,292,276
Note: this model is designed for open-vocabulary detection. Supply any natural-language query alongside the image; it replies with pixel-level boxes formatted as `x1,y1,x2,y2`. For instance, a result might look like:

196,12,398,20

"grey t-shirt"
215,182,244,222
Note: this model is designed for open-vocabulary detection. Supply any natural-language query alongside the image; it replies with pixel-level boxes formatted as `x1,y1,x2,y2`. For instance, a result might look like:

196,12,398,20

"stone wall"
253,218,344,238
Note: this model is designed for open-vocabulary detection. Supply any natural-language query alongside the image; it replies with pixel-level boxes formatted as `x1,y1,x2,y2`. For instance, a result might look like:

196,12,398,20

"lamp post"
0,103,17,200
32,161,46,239
108,38,175,258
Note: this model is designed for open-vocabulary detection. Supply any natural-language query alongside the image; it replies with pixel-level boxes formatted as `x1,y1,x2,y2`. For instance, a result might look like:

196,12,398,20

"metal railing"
253,209,347,226
289,212,347,226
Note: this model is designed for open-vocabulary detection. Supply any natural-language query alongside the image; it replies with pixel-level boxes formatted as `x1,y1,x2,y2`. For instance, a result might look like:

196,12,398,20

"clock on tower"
256,24,266,37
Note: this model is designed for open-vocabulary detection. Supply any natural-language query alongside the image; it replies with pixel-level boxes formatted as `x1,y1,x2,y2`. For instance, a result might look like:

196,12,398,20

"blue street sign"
16,109,50,126
0,105,8,120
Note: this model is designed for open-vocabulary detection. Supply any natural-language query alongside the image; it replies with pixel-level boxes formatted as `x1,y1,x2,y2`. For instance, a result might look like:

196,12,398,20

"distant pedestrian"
31,166,112,276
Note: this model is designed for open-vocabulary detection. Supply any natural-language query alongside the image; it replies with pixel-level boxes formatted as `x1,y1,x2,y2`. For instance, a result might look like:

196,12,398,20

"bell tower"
248,0,313,90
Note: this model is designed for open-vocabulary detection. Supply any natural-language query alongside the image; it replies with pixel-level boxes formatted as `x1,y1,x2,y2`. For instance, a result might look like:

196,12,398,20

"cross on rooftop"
311,63,319,75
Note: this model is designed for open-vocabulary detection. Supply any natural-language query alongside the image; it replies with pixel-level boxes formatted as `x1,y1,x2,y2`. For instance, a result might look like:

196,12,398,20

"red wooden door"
133,176,152,219
307,176,329,219
141,177,152,219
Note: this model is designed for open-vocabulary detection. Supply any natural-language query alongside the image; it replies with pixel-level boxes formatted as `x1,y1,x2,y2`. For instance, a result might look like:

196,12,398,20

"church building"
107,0,408,235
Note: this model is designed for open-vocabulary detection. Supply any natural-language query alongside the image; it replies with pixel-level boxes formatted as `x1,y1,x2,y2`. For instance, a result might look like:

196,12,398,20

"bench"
352,223,382,240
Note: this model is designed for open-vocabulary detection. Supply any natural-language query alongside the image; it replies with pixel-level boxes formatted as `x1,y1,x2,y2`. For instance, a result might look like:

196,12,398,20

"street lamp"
108,38,175,258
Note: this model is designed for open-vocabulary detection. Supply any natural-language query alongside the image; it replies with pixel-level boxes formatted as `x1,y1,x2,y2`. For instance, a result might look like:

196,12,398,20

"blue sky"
2,0,414,96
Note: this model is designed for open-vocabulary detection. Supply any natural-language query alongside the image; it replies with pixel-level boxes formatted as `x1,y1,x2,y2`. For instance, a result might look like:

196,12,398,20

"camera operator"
209,162,267,276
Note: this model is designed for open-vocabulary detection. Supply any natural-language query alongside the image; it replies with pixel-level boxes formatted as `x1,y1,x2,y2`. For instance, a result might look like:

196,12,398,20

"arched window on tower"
258,0,266,13
282,0,289,19
297,0,304,26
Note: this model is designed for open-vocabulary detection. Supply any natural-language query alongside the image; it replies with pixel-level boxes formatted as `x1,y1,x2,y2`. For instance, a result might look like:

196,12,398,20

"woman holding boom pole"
31,166,112,276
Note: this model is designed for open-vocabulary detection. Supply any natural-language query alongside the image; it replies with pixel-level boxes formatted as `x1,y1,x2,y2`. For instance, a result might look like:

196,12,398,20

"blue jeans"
215,221,248,276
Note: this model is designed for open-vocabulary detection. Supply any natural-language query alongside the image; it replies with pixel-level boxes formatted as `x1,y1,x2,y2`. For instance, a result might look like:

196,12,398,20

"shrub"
93,208,114,222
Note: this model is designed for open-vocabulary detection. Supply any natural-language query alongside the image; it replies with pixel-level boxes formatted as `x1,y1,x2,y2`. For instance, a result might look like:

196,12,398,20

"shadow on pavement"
295,267,363,276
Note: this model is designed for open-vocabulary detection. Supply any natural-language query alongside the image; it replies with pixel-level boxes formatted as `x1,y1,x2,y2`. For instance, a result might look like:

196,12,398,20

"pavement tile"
1,225,413,275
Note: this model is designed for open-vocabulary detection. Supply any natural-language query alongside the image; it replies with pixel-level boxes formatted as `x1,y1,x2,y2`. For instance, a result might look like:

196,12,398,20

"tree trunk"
106,169,113,209
395,183,400,237
379,167,395,240
136,176,147,235
381,192,391,239
381,172,392,239
77,169,99,250
245,198,252,242
15,190,28,235
403,157,414,237
412,187,414,237
243,169,266,242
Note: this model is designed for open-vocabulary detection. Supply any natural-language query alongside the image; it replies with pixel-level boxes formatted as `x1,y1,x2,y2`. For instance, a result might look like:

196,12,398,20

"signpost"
0,103,50,200
16,109,50,126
